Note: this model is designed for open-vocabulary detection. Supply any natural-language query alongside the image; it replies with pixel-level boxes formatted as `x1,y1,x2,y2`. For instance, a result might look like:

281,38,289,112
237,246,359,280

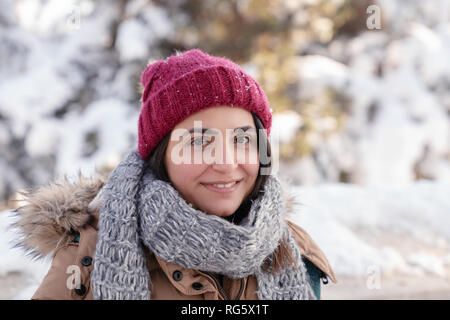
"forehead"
172,106,255,130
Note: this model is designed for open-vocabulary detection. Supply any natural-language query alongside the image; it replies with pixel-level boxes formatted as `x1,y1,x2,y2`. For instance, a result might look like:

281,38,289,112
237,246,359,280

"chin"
202,205,238,217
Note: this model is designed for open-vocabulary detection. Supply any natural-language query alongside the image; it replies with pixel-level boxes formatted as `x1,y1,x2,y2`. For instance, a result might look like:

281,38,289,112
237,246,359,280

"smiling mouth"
201,180,242,193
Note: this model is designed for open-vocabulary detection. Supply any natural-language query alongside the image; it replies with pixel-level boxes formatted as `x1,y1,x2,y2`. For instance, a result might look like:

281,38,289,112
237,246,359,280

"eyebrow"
187,126,256,134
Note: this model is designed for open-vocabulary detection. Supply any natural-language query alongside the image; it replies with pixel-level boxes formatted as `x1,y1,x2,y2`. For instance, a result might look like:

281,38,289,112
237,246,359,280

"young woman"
13,49,337,300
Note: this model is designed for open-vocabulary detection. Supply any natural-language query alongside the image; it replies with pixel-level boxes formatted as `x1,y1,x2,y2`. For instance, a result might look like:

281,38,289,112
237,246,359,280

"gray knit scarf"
91,150,316,300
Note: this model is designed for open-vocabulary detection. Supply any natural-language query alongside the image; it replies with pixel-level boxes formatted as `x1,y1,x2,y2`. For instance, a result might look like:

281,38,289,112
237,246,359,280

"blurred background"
0,0,449,299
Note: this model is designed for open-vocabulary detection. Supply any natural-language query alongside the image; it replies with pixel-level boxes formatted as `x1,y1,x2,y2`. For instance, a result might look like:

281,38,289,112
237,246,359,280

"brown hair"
147,113,297,273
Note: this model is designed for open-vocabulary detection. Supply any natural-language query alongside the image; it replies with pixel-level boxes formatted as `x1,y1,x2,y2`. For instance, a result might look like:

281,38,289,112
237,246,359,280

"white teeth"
212,181,237,188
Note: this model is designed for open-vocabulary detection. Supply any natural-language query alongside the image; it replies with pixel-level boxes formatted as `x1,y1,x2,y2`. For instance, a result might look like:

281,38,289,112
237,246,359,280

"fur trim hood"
11,174,106,259
11,174,300,259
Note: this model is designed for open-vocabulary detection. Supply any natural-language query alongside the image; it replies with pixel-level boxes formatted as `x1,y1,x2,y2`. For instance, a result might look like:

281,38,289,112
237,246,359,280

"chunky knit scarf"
91,150,316,300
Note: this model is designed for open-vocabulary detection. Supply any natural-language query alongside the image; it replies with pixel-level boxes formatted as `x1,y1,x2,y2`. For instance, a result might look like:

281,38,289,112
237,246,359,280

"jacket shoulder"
286,220,338,284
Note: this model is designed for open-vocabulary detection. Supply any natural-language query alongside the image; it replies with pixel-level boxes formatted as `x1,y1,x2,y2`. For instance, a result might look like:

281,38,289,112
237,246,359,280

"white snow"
407,253,446,277
286,179,450,278
116,19,151,62
55,98,139,177
0,210,52,299
272,111,303,144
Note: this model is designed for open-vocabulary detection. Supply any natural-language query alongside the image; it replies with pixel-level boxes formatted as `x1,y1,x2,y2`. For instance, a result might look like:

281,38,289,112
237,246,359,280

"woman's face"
164,106,260,218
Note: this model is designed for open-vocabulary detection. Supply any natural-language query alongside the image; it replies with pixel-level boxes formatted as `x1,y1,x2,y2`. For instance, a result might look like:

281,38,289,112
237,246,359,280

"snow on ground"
286,180,450,277
1,178,449,299
285,179,450,299
0,210,52,300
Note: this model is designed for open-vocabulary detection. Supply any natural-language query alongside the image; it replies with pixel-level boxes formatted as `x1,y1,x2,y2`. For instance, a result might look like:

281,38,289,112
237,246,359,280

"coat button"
73,233,80,243
81,256,93,266
172,270,183,281
321,272,329,285
192,282,203,290
74,284,86,296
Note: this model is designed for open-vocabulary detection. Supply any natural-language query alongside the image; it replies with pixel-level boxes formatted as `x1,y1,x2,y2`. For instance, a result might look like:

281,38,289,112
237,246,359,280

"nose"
210,139,238,173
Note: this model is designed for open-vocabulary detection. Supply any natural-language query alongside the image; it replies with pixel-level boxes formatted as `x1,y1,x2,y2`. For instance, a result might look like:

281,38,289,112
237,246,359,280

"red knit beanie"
138,49,272,160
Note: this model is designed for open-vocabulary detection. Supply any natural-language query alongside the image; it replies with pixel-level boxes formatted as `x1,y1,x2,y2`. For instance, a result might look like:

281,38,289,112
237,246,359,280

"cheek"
243,163,260,181
166,161,203,186
165,148,205,190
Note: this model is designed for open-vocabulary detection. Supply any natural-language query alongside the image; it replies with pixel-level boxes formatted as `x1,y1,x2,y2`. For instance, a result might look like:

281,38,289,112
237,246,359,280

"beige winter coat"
13,175,337,300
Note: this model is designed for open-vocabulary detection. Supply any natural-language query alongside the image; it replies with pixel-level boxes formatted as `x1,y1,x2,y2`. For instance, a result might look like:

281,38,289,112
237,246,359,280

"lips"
201,179,242,193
